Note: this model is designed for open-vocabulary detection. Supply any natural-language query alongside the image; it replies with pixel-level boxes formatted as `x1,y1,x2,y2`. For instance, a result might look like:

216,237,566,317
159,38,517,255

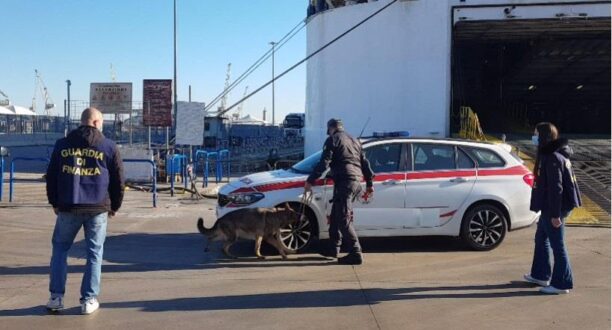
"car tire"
460,204,508,251
277,204,319,253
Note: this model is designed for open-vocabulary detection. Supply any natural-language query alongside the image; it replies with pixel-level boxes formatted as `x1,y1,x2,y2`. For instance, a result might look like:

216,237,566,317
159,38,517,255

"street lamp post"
269,41,276,126
172,0,178,154
65,79,71,136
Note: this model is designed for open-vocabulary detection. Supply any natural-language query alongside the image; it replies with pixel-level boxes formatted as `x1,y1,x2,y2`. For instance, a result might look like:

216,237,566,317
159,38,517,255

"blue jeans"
530,210,573,290
49,211,108,301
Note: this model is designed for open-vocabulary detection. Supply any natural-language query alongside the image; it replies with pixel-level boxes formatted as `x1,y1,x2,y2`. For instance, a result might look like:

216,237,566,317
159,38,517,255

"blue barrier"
194,150,209,188
204,152,218,187
167,154,188,197
124,159,158,208
9,157,50,203
0,156,5,201
194,149,231,188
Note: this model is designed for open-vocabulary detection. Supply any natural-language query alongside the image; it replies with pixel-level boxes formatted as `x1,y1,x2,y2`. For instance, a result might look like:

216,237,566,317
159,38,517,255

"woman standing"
524,122,582,294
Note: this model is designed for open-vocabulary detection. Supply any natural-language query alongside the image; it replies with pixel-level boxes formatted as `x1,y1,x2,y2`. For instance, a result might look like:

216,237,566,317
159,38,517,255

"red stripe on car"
440,210,457,218
231,166,531,194
478,165,531,176
231,187,258,193
407,170,476,180
256,181,306,192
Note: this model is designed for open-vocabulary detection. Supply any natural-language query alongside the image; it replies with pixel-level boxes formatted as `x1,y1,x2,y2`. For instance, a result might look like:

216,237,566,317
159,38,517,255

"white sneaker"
539,286,570,295
81,298,100,315
523,274,550,287
46,296,64,311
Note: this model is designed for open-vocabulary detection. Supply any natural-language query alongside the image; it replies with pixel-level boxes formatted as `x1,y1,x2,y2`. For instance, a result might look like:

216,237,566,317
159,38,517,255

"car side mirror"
0,146,8,157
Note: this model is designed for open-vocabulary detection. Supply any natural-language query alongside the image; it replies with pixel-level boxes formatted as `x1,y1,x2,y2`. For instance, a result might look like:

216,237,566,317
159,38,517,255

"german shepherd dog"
197,203,299,259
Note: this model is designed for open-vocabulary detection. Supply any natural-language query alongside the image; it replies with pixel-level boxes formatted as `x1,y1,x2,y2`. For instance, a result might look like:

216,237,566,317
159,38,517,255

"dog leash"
297,192,313,224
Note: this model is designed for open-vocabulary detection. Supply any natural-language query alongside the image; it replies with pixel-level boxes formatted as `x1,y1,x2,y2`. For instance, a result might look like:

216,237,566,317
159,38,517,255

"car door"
351,142,408,234
404,143,477,228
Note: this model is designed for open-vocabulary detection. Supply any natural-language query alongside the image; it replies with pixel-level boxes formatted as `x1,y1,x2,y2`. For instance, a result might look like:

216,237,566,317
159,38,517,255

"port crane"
217,63,232,114
0,90,9,106
232,86,249,120
30,69,56,115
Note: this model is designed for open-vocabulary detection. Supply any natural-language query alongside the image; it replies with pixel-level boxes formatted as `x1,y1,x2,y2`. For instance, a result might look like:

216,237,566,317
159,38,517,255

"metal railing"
0,155,5,201
9,157,50,202
167,154,188,197
194,149,232,187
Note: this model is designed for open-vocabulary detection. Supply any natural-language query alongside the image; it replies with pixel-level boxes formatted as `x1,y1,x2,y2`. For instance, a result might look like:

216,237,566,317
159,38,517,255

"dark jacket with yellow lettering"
46,126,125,213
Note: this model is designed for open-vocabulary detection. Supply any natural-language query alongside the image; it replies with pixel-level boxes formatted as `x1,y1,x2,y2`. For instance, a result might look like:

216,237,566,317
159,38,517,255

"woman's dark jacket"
530,138,582,218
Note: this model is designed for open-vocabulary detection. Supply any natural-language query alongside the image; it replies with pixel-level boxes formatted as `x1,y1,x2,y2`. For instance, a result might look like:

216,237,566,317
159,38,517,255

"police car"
217,134,538,252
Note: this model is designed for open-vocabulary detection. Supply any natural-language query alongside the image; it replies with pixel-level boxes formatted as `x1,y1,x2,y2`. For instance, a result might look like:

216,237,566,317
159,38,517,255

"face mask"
531,135,539,146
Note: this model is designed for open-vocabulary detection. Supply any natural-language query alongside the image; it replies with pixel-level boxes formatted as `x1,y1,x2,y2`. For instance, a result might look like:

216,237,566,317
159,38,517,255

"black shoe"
319,248,339,259
337,252,363,265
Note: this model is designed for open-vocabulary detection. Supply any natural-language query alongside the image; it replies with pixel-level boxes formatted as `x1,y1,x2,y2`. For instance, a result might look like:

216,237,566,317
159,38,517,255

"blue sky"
1,0,307,122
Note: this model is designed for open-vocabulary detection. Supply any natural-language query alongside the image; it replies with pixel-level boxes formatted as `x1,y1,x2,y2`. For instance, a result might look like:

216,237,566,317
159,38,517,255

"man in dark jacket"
304,118,374,265
45,108,124,315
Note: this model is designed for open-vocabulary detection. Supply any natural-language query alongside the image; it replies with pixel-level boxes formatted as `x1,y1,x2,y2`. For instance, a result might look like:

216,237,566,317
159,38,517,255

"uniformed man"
45,108,124,315
304,118,374,265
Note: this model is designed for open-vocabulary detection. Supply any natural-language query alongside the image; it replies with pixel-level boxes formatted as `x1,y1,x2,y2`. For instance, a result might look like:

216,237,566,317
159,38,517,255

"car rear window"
465,147,506,168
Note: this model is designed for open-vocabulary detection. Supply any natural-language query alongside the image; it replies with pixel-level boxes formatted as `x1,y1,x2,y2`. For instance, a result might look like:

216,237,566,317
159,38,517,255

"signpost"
176,101,205,146
89,83,132,113
143,80,172,127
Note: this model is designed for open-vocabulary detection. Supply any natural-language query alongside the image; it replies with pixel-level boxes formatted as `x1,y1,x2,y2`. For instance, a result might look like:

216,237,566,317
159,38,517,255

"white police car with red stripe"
217,135,538,252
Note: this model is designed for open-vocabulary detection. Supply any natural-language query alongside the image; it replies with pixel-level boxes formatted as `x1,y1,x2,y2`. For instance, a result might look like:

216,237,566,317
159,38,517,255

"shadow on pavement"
0,282,542,316
0,233,332,276
0,233,478,277
359,236,467,252
0,233,476,277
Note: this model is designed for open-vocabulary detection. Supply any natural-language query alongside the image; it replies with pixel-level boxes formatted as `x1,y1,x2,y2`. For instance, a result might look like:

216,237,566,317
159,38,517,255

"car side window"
413,144,455,171
457,147,476,169
364,143,402,173
466,147,506,168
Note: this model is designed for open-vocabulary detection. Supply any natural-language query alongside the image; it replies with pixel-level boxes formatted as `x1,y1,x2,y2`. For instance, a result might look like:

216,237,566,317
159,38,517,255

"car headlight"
228,192,265,206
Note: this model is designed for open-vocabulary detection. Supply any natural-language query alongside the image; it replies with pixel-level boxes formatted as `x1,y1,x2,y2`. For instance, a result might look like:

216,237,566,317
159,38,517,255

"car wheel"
461,204,507,251
279,207,318,253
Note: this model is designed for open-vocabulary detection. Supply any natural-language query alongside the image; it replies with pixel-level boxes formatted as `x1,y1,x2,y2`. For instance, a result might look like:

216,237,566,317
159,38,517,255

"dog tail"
197,217,217,236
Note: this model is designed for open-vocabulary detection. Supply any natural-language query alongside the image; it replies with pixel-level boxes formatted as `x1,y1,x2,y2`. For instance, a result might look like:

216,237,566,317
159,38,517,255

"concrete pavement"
0,189,610,330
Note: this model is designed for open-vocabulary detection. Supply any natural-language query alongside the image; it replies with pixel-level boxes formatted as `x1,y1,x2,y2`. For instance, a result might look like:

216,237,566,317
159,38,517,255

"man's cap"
327,118,343,129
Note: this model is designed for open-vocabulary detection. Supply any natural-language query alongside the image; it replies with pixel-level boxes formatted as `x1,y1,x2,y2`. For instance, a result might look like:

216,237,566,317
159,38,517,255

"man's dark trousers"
329,179,362,254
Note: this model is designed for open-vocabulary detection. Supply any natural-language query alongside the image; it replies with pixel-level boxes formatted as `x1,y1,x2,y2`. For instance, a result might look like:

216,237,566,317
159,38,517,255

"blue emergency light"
372,131,410,138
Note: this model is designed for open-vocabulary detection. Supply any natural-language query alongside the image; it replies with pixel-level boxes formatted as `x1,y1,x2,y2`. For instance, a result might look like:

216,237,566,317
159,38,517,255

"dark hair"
327,118,343,129
533,122,559,180
535,122,559,149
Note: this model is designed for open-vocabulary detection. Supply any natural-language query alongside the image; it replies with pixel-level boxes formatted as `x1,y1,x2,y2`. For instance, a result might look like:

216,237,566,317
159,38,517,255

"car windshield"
291,151,322,174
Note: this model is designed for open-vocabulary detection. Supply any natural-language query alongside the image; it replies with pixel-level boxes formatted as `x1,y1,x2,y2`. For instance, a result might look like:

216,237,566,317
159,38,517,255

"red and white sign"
143,79,172,127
